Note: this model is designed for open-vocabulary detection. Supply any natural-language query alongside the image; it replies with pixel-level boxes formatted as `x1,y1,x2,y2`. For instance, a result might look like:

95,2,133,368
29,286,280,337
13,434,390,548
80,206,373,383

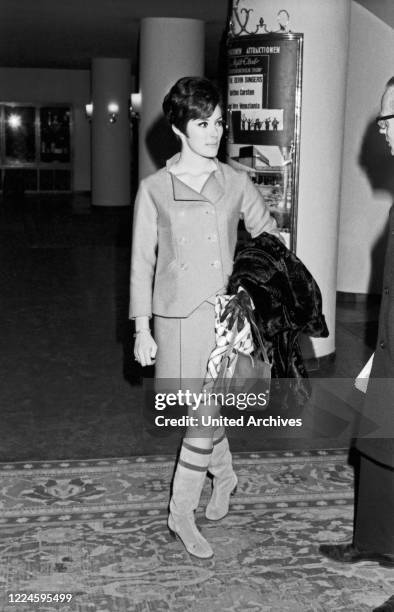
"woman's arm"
134,315,150,332
129,180,158,318
130,181,158,366
240,171,284,242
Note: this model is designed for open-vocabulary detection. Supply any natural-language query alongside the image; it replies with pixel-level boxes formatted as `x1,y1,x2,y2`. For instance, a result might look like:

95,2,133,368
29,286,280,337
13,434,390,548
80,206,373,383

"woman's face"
176,105,224,159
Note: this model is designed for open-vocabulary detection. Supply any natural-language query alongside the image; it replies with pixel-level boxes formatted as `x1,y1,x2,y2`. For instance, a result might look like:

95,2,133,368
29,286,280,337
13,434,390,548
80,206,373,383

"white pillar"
138,18,205,180
91,58,131,207
229,0,351,358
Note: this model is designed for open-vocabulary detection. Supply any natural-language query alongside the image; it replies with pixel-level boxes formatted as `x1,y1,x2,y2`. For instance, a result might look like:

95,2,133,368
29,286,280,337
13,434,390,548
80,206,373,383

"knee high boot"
168,440,213,559
205,433,238,521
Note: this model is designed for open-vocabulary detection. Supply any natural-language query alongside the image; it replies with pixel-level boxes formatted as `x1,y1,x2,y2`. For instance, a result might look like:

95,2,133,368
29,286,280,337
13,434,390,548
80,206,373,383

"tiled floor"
0,193,381,461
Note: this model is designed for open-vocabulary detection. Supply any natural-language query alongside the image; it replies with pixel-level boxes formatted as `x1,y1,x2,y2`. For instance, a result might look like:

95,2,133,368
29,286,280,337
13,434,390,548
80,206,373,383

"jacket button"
384,287,389,295
178,236,187,244
380,340,386,349
207,234,217,241
210,260,221,269
180,263,188,271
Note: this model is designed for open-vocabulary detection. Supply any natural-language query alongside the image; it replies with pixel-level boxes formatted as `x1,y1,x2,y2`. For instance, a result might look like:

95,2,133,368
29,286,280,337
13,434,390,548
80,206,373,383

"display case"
226,6,303,251
0,103,72,193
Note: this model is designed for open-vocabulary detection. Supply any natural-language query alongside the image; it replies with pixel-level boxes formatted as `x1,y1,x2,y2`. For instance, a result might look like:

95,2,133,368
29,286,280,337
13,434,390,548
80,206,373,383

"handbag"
212,313,271,410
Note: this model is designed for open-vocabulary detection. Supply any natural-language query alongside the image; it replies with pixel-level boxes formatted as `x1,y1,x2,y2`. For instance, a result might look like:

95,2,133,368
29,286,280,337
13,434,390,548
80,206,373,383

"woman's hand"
134,330,157,367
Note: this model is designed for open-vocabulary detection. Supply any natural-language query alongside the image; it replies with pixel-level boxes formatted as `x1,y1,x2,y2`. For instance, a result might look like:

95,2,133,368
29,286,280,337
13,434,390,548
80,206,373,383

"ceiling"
0,0,230,74
1,0,391,75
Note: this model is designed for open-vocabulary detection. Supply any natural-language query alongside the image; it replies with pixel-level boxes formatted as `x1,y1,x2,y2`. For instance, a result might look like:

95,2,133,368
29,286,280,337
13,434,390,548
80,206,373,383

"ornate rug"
0,449,392,611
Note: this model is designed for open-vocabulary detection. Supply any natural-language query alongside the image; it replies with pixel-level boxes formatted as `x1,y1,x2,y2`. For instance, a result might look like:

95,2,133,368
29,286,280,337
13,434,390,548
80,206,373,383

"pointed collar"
166,154,224,204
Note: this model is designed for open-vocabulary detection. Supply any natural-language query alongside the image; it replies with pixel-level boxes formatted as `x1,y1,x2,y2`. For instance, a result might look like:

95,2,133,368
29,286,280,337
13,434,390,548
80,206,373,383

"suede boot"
168,440,213,559
205,433,238,521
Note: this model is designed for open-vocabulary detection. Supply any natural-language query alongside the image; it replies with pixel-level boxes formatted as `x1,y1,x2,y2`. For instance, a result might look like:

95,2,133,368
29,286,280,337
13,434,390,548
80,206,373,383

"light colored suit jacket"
129,154,281,318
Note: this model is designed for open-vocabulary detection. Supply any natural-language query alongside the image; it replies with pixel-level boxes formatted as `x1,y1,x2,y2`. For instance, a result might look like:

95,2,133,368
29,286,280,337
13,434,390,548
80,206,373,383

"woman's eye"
198,122,208,127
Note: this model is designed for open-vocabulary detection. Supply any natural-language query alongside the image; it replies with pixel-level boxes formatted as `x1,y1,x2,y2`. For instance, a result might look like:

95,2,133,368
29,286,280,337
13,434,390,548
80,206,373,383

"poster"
227,33,303,250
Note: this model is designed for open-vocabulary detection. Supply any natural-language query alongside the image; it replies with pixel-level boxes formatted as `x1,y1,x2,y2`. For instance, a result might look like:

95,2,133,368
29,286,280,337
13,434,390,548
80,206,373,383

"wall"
0,68,91,191
337,2,394,294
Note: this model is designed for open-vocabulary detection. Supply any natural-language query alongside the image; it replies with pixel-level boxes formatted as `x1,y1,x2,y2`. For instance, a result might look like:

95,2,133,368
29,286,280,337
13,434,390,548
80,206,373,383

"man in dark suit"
320,77,394,612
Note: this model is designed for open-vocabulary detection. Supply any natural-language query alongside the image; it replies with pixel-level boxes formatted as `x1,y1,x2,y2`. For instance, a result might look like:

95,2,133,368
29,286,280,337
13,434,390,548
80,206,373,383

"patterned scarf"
205,289,255,383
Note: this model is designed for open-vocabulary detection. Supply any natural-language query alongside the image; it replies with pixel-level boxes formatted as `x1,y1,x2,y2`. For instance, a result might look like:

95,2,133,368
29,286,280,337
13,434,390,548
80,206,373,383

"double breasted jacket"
129,154,280,319
356,205,394,468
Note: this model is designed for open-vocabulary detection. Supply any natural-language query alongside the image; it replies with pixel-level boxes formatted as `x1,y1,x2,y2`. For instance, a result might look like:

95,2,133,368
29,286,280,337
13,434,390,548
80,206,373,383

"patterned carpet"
0,449,393,611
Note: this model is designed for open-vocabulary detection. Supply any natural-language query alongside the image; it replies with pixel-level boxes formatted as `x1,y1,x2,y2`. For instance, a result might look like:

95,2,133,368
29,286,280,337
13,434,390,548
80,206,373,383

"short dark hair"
162,77,222,134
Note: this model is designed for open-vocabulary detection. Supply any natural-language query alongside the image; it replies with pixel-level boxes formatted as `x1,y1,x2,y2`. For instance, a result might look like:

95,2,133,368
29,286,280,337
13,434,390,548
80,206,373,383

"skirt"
154,301,216,395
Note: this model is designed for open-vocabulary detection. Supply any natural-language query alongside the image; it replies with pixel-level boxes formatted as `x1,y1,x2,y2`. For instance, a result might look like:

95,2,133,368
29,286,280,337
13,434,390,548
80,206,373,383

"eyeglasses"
376,113,394,130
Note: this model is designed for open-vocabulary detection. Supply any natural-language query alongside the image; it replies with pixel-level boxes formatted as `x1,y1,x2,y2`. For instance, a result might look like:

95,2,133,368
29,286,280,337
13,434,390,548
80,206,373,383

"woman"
130,77,281,559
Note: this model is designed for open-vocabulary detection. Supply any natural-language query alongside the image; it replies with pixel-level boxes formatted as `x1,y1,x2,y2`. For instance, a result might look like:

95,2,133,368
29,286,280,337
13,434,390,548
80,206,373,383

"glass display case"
226,29,303,252
40,107,71,163
0,103,72,193
4,105,36,163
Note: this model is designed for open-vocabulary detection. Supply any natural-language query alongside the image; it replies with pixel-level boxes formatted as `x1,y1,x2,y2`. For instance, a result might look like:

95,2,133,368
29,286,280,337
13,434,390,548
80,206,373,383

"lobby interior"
0,3,394,611
0,0,393,462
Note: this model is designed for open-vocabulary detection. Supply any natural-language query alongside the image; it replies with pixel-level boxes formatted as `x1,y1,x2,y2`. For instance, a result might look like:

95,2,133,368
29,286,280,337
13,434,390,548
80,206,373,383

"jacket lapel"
167,153,225,205
200,170,224,205
171,174,206,202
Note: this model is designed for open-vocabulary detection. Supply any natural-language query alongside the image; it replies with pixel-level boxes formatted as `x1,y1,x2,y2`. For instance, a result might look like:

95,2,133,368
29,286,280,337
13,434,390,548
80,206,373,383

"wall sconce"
130,93,142,120
85,102,93,121
108,102,119,124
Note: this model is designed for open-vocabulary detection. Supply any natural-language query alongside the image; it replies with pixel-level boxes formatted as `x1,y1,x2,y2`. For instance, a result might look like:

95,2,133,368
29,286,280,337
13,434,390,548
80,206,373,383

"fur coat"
228,232,329,407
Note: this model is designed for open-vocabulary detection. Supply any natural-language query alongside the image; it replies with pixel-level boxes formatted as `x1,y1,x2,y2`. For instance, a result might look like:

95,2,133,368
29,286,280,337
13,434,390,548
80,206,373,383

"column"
228,0,351,358
91,58,131,207
138,18,205,180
